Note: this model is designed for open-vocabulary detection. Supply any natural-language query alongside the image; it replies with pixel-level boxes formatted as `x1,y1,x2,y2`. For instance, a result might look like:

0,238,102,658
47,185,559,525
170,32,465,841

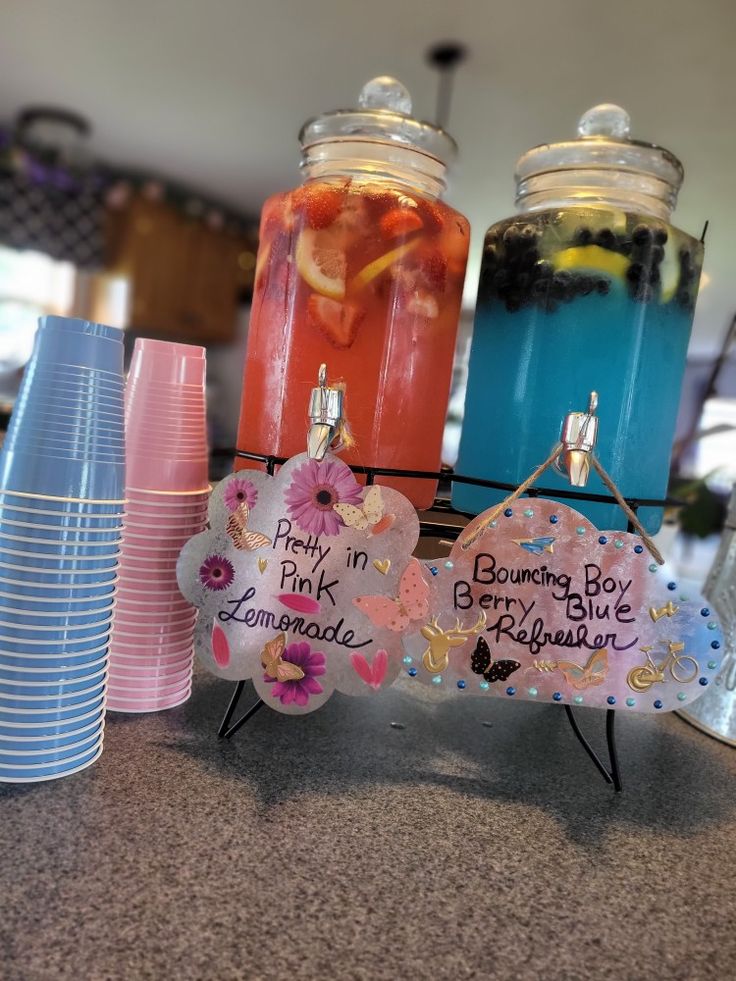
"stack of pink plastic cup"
107,339,210,713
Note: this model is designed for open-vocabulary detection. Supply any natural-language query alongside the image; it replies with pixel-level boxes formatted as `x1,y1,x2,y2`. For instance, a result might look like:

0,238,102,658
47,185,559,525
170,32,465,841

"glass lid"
515,104,684,210
299,76,458,167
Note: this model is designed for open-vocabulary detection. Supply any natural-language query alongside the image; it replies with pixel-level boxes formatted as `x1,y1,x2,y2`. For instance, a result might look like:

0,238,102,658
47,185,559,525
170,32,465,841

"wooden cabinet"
106,195,257,343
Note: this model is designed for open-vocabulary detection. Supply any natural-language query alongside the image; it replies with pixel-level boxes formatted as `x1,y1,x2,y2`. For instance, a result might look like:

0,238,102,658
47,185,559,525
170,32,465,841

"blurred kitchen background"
0,0,734,578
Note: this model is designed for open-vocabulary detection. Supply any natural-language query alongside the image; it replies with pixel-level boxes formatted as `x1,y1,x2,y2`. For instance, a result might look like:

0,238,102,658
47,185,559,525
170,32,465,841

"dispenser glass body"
454,207,702,531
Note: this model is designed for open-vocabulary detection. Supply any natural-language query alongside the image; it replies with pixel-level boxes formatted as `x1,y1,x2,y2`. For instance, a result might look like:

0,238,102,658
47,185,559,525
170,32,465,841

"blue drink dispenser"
454,104,703,532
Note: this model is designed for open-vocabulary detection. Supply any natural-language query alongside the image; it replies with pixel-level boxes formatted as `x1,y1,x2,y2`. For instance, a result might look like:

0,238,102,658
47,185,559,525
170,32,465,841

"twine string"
460,445,665,566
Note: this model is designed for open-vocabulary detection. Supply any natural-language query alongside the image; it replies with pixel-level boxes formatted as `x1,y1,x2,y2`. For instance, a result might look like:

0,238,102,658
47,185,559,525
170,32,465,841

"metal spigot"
307,364,344,461
554,392,599,487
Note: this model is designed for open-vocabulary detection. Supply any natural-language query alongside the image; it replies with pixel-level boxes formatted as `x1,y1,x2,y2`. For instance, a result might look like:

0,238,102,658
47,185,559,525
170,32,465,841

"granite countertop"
2,666,736,981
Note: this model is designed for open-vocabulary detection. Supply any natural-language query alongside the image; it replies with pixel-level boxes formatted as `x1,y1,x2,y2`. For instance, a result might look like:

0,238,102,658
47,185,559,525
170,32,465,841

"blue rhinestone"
527,687,538,697
707,622,717,630
708,660,718,670
607,696,616,705
649,563,658,573
626,697,636,707
634,545,644,554
699,677,709,686
677,692,687,702
402,655,413,665
701,608,710,617
457,679,467,690
573,695,584,705
523,508,534,517
598,535,608,545
553,691,563,702
667,582,677,591
506,686,516,696
550,515,559,524
428,566,438,576
490,520,497,528
653,699,663,709
576,526,586,535
479,680,490,691
444,560,454,570
614,539,624,549
504,508,513,517
407,667,418,677
431,675,442,685
711,640,721,649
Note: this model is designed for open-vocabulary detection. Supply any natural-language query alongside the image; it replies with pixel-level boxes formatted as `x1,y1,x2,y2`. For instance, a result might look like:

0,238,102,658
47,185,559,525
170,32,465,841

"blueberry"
676,289,692,307
678,247,692,262
553,270,572,285
578,276,595,296
632,224,653,245
574,227,593,245
635,283,654,302
626,262,644,283
651,244,665,264
503,226,520,246
516,272,531,289
620,241,633,255
520,225,537,243
493,269,510,287
536,261,554,278
594,228,616,249
652,226,668,245
596,278,610,295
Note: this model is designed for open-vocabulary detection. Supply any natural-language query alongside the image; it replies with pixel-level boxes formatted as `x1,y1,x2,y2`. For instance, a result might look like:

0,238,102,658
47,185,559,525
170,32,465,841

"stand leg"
606,708,623,793
564,706,623,792
218,680,245,737
217,681,265,741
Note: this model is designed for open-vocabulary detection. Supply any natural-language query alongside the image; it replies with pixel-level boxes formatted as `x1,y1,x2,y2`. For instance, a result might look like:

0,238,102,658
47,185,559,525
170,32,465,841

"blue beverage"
454,106,703,533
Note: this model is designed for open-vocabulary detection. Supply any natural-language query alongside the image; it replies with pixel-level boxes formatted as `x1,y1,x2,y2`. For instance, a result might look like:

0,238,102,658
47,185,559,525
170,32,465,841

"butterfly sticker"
350,649,388,690
512,536,555,555
260,632,305,682
333,486,396,536
354,557,430,632
556,648,608,690
470,635,520,684
226,501,271,551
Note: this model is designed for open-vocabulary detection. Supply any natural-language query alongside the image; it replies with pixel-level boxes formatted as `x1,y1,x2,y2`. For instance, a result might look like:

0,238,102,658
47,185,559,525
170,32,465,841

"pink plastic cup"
106,683,191,714
107,665,192,694
127,338,206,387
110,646,193,666
109,658,192,682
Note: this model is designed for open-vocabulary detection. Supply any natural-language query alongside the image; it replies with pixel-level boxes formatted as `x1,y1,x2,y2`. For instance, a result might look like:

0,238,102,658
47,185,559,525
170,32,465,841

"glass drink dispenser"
454,104,703,532
236,77,470,508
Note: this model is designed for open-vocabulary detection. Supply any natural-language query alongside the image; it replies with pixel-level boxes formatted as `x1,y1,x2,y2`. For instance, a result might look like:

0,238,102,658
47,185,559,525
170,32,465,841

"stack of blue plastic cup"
0,316,126,782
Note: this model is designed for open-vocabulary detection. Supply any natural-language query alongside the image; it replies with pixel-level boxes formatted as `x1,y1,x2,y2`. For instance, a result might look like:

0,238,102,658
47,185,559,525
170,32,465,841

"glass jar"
454,104,703,532
235,77,470,508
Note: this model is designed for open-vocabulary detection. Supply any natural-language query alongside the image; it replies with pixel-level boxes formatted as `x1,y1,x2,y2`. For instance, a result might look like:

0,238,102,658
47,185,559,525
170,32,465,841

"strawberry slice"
379,207,423,240
294,184,344,230
421,248,448,291
307,295,364,349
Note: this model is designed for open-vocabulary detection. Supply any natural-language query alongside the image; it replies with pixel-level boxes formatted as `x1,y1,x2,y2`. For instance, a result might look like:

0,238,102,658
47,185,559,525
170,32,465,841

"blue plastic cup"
0,654,108,682
0,575,117,601
0,702,104,736
0,691,105,724
0,717,103,752
0,596,114,623
0,530,121,553
0,678,106,709
0,740,102,782
0,516,123,543
0,640,110,669
0,609,114,637
0,448,126,500
0,492,125,516
0,727,102,764
0,544,119,569
0,626,111,654
31,316,123,372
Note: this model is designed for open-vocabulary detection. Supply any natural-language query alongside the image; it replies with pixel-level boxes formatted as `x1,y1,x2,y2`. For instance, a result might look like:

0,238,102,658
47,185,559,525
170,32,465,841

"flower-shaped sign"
177,454,422,714
178,455,722,716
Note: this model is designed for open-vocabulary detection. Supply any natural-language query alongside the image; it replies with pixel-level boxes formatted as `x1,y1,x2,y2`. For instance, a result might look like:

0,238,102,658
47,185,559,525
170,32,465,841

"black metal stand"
213,451,674,792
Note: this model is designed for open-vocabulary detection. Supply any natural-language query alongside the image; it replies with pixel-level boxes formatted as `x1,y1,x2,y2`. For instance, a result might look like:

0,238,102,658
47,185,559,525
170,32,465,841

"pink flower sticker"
284,458,362,537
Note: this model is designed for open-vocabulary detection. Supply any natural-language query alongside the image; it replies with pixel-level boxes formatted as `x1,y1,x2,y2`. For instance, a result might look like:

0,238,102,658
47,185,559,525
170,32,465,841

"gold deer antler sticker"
649,601,679,622
420,611,487,674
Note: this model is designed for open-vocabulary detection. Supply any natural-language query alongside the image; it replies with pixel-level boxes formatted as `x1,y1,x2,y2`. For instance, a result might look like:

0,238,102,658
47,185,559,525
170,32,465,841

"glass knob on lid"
514,103,685,220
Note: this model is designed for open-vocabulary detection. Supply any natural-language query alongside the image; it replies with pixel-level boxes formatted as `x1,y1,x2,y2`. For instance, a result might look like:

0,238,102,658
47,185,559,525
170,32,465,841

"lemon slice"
352,239,421,289
552,245,630,280
659,242,680,302
295,228,346,299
